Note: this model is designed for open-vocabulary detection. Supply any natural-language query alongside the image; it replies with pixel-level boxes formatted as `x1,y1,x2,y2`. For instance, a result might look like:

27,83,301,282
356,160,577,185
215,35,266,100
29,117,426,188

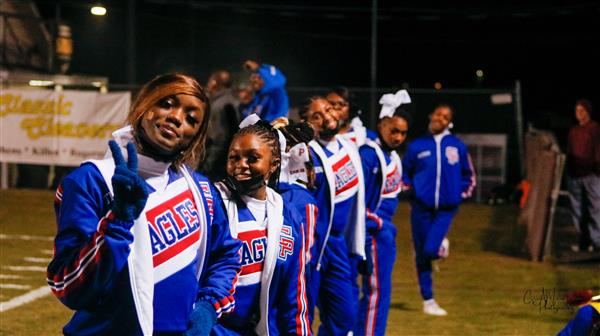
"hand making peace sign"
108,140,149,221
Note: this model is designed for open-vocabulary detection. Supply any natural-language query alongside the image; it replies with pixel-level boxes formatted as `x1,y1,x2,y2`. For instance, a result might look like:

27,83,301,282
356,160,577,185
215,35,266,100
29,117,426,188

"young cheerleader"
403,103,476,316
47,73,241,335
213,116,310,335
357,90,411,336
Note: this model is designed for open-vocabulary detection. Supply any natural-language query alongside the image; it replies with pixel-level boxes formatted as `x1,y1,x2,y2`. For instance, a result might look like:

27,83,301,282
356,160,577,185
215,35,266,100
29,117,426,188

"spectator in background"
200,69,240,180
567,99,600,252
240,60,289,122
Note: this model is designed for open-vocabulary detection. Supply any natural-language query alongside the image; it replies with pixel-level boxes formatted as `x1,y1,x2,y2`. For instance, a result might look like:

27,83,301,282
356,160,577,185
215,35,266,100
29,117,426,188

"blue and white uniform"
241,63,289,122
557,301,600,336
277,139,321,326
309,136,366,336
213,185,310,336
402,129,475,301
339,117,368,147
48,137,241,335
355,135,403,336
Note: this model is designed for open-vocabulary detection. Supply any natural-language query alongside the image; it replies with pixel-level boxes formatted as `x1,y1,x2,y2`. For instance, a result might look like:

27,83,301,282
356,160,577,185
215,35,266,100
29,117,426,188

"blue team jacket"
359,136,403,232
402,132,476,209
557,303,600,336
215,185,311,336
279,182,320,265
47,162,241,335
242,63,289,122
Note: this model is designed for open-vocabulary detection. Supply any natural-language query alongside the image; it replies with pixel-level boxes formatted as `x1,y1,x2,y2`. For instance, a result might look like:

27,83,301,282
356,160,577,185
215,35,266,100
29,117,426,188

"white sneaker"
423,299,448,316
438,238,450,258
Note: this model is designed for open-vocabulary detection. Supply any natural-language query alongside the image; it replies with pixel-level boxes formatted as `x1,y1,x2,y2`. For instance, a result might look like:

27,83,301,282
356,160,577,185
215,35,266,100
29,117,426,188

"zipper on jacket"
434,138,441,209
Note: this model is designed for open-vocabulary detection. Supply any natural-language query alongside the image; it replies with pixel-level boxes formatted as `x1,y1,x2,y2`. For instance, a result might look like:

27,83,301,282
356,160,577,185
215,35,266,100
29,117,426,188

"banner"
0,89,130,166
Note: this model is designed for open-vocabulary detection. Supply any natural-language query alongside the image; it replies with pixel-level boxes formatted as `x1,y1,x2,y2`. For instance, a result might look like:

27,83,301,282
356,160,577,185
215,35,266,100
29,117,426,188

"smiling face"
429,105,453,134
140,94,205,155
304,98,339,141
378,116,409,150
227,133,278,184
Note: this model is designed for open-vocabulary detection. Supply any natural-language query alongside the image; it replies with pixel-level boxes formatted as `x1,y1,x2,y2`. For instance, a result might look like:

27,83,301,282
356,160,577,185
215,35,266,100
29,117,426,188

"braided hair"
278,120,314,147
232,120,281,188
278,120,316,188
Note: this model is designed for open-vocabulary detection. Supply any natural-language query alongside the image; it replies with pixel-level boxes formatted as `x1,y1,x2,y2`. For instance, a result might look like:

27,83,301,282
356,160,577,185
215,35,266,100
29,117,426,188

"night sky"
34,1,600,134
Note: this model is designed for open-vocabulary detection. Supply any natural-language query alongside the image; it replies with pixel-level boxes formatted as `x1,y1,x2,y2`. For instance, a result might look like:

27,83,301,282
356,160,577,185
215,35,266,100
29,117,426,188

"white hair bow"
239,113,287,159
379,90,411,119
239,114,261,128
280,142,310,184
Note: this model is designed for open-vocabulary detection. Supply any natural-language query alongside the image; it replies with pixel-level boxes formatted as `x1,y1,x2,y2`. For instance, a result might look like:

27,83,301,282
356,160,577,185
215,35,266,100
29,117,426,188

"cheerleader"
47,73,241,335
213,115,310,335
301,97,366,336
326,86,367,147
357,90,411,336
274,119,321,326
403,103,476,316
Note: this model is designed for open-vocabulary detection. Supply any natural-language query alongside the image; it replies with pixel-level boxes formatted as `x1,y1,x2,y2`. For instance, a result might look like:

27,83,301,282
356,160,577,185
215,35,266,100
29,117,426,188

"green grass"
0,189,71,335
386,203,599,335
0,190,598,335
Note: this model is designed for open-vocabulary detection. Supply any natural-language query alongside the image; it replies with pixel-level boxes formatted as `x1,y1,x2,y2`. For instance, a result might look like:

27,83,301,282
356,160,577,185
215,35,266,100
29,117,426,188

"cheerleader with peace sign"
47,73,241,335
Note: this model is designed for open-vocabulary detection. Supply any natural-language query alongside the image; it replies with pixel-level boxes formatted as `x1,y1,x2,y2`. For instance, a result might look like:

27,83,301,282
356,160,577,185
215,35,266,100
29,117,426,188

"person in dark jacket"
566,99,600,252
200,69,240,180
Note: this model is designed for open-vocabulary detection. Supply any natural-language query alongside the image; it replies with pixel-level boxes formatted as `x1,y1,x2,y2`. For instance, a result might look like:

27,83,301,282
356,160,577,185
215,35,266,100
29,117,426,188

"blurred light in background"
91,5,107,16
29,80,54,86
434,82,442,90
476,69,484,78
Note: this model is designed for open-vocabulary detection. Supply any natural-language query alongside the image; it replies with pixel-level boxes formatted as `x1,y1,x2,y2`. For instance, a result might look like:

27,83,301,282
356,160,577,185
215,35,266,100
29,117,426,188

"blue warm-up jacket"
242,63,289,122
402,131,476,209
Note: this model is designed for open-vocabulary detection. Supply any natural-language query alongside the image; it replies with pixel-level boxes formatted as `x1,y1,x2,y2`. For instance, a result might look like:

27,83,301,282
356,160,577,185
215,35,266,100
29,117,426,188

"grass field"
0,189,598,335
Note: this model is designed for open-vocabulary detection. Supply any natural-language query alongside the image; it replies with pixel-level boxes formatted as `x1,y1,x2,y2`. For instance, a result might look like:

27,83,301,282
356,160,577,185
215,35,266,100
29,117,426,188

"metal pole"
369,0,378,129
2,15,6,67
51,3,61,72
514,80,524,177
127,0,136,85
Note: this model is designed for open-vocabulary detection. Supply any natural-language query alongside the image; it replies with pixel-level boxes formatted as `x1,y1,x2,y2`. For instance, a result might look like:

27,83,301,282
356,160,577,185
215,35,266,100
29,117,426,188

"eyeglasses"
328,100,348,108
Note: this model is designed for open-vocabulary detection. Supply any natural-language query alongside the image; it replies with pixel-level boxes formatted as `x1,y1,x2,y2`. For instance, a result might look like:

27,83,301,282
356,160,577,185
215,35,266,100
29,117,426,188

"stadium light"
434,82,442,90
476,69,484,78
91,4,107,16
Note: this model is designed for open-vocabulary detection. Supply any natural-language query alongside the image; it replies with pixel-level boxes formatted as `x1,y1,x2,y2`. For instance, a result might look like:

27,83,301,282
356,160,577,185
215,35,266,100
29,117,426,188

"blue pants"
356,222,397,336
567,174,600,248
310,234,357,336
410,202,457,300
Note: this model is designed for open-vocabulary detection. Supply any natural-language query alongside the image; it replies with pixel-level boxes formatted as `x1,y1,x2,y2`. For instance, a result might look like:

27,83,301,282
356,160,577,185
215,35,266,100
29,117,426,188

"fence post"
514,80,524,177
